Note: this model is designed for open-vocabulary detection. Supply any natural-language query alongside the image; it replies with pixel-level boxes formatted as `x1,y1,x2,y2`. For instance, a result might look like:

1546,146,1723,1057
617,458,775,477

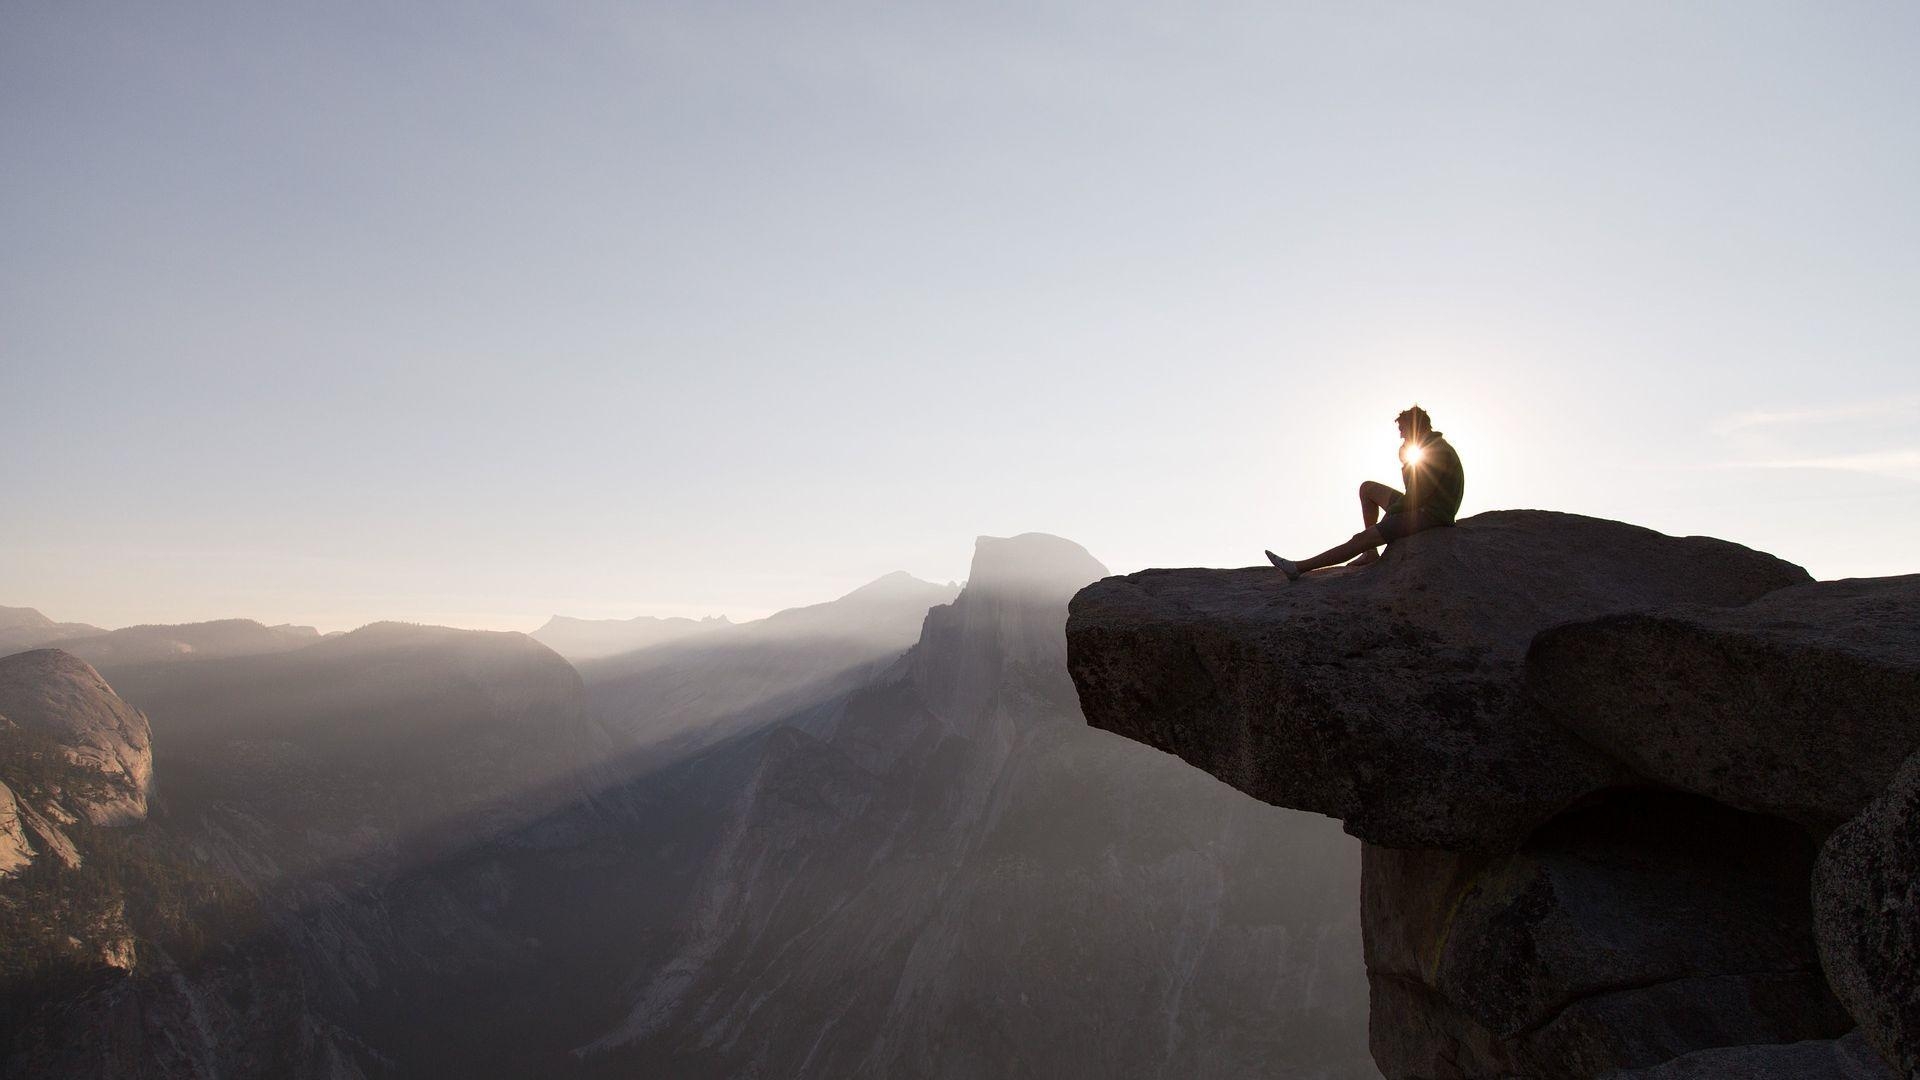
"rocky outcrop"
1604,1030,1893,1079
1814,748,1920,1079
1529,576,1920,832
1067,511,1809,852
0,651,154,1006
1363,795,1847,1077
0,649,153,826
0,783,30,876
1066,511,1918,1078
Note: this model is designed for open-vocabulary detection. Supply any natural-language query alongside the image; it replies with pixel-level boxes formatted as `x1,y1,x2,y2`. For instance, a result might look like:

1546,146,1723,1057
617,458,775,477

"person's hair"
1396,405,1432,436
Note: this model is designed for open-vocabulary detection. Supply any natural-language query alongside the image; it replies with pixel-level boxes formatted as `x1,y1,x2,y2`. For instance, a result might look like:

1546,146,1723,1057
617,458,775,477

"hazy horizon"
6,2,1917,634
5,559,965,637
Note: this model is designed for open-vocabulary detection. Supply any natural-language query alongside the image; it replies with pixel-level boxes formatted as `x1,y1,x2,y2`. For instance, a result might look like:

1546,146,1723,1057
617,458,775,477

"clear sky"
4,2,1916,633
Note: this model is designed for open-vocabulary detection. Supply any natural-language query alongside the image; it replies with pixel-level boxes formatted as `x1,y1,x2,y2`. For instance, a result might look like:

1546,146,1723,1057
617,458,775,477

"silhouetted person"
1265,405,1465,581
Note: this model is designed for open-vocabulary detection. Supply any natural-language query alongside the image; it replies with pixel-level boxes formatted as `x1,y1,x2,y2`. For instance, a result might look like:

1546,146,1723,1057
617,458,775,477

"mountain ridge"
0,607,105,655
3,532,1377,1078
577,531,1376,1078
532,613,733,663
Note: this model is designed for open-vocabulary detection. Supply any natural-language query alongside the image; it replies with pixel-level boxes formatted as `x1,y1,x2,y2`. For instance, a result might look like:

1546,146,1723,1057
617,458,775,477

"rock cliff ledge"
1066,510,1919,1079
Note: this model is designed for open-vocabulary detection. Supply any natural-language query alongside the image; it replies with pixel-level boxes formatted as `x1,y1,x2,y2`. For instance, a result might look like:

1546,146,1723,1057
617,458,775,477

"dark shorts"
1376,509,1453,543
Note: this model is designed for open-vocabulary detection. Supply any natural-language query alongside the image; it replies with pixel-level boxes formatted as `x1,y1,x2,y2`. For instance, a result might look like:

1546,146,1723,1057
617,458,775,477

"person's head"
1396,405,1432,442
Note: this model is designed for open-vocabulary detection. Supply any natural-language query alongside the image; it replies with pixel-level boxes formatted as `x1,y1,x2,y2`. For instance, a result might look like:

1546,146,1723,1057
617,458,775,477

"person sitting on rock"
1266,405,1465,581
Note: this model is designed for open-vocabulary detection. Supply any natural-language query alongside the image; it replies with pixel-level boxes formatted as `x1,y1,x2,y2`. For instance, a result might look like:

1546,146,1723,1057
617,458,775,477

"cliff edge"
1066,510,1919,1079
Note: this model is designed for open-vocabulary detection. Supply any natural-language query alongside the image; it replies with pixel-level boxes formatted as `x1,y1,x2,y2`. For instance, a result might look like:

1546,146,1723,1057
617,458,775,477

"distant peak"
840,571,949,601
964,533,1109,596
0,606,54,630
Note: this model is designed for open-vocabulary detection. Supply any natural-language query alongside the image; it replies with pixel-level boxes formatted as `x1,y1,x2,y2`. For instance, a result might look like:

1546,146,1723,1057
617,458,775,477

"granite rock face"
1066,511,1919,1078
576,534,1378,1079
0,649,153,827
1815,748,1920,1079
0,783,30,876
1604,1030,1894,1079
1066,511,1809,851
1530,576,1920,831
1363,794,1849,1077
2,622,608,1077
0,651,154,979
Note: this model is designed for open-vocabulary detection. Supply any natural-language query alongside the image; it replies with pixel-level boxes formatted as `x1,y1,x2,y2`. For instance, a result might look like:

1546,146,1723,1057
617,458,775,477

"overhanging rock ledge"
1065,509,1811,852
1066,510,1920,1079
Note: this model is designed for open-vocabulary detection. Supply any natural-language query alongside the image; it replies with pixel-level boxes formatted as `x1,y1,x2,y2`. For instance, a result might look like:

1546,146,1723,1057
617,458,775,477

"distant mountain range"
0,606,103,654
1,608,324,668
570,535,1374,1078
532,613,733,662
42,619,321,668
578,570,962,762
0,543,1372,1079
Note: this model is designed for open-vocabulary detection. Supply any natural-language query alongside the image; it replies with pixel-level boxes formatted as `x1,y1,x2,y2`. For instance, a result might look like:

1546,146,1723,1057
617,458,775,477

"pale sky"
4,2,1916,633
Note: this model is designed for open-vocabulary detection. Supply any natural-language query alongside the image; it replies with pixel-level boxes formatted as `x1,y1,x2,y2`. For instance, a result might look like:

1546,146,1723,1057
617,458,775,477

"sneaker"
1265,550,1301,582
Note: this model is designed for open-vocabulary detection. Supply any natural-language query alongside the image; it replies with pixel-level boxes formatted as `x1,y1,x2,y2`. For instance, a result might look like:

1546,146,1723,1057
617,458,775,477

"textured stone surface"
0,781,31,876
0,649,152,825
1063,512,1920,1078
1815,748,1920,1079
1530,575,1920,831
1363,792,1849,1078
1066,510,1809,850
1604,1030,1896,1079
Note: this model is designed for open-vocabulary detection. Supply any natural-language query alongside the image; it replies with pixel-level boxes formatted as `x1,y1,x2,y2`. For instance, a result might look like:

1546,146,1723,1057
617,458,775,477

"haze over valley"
0,534,1374,1077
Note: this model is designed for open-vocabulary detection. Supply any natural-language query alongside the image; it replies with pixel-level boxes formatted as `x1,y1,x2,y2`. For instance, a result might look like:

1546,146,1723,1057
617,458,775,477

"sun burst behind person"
1265,405,1465,581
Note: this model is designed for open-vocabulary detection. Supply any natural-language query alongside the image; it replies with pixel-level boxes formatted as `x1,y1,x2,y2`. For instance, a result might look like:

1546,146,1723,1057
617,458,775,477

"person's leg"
1297,526,1386,573
1359,481,1398,527
1268,526,1386,580
1352,482,1399,566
